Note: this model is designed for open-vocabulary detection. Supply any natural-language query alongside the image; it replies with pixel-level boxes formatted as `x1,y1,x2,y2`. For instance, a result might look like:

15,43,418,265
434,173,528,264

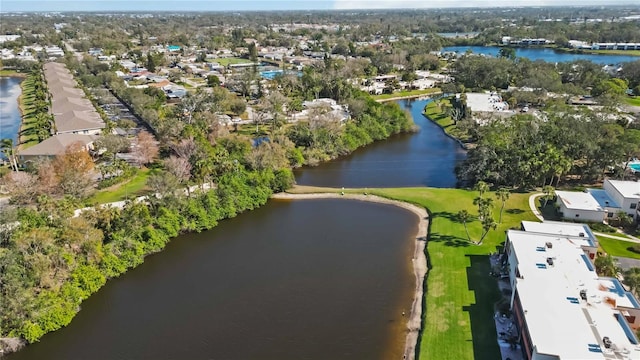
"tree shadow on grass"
505,208,524,214
463,254,502,360
429,232,471,247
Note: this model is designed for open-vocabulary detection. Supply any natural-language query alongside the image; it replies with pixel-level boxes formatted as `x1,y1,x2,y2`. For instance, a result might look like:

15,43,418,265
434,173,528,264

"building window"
608,212,614,218
631,203,637,209
575,214,580,218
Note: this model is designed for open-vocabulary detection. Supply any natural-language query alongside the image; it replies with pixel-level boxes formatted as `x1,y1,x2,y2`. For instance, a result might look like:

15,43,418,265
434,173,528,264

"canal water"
8,199,417,360
294,99,467,188
0,76,23,145
442,45,640,64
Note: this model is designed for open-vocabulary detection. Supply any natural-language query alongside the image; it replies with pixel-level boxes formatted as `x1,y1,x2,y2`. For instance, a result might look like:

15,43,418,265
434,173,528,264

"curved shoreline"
271,192,428,360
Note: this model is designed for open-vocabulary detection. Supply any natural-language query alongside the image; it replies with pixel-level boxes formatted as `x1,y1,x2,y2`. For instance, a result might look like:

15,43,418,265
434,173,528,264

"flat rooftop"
508,230,640,359
520,220,597,247
607,180,640,199
588,189,621,209
556,190,603,211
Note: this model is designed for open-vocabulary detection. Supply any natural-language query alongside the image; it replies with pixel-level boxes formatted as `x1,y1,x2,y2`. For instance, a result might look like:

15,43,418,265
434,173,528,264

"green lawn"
0,69,27,77
18,74,41,149
598,237,640,260
208,57,254,66
288,186,537,360
90,169,154,204
423,99,471,143
624,96,640,107
372,88,442,101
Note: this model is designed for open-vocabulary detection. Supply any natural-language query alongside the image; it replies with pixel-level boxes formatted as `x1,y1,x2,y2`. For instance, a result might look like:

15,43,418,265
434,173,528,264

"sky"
0,0,635,12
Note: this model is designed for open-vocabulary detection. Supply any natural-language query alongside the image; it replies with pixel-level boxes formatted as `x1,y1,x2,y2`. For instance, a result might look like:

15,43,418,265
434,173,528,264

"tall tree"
52,142,95,198
595,253,618,278
495,187,510,223
1,138,18,171
457,210,472,243
542,185,555,208
624,268,640,298
134,131,159,167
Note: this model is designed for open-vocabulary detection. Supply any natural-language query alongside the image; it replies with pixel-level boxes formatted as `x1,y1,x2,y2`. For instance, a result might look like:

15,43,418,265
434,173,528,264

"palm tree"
542,185,555,208
457,210,472,243
623,268,640,297
495,187,510,223
474,181,489,199
1,138,18,171
594,254,618,278
478,215,498,246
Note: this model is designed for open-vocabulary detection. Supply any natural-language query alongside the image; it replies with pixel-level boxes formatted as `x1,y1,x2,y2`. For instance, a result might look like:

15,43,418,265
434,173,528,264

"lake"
442,45,640,64
294,99,467,188
9,99,456,360
0,76,23,144
8,199,417,360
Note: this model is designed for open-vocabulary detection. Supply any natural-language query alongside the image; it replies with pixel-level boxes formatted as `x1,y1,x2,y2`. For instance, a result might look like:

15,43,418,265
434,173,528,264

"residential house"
556,179,640,222
17,134,97,164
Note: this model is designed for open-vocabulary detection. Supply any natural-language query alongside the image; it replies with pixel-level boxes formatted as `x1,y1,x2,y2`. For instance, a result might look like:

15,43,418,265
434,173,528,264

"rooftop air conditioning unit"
603,337,612,349
580,289,587,300
546,257,554,266
545,242,553,249
579,232,585,237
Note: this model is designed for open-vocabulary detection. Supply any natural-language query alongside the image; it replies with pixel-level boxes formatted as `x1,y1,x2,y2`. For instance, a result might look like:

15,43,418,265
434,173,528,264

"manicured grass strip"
287,186,537,360
598,237,640,260
90,168,153,204
18,74,41,149
372,88,442,101
624,96,640,107
208,57,254,66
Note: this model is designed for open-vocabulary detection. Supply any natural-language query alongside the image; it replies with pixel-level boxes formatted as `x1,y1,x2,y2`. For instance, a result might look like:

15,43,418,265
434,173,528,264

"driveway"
614,256,640,271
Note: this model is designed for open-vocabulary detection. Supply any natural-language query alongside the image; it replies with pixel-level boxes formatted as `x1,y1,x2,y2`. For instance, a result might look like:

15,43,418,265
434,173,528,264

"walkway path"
272,191,428,360
528,193,544,221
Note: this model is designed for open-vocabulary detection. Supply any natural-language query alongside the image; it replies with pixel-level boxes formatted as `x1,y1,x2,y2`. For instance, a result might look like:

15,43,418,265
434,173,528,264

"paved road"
615,256,640,271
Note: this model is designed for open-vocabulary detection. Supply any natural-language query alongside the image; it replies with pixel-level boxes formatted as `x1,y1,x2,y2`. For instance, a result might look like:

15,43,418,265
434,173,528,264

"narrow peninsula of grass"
372,88,442,101
286,185,537,360
423,98,471,144
598,237,640,260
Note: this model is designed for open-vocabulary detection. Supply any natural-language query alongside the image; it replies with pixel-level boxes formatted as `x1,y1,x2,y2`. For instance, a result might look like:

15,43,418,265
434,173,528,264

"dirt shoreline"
271,192,428,360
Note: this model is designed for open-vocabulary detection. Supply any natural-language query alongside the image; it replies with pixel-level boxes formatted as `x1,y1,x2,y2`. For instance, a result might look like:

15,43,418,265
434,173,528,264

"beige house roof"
18,134,96,157
56,110,105,134
43,62,105,135
52,97,94,114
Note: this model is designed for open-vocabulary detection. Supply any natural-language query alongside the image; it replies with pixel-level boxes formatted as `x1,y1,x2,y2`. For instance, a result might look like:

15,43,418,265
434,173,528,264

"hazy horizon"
1,0,637,13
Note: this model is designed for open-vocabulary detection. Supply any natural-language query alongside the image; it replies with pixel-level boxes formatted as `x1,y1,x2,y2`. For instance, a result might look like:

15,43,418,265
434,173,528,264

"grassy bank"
372,88,441,101
0,69,28,77
625,96,640,107
89,168,154,204
598,237,640,260
17,73,42,149
287,185,537,360
423,98,471,144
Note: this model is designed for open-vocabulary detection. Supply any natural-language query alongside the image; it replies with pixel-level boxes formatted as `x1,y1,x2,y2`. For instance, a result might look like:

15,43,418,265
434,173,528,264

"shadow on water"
463,254,501,360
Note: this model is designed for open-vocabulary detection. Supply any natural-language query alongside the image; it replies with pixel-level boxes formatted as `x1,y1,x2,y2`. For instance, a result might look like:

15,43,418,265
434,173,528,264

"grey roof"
42,62,105,134
52,97,95,114
18,134,96,157
56,110,105,133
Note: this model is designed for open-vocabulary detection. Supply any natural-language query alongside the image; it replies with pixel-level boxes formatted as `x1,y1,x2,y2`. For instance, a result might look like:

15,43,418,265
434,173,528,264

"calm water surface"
295,99,467,188
0,76,23,144
443,45,640,64
9,199,417,360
